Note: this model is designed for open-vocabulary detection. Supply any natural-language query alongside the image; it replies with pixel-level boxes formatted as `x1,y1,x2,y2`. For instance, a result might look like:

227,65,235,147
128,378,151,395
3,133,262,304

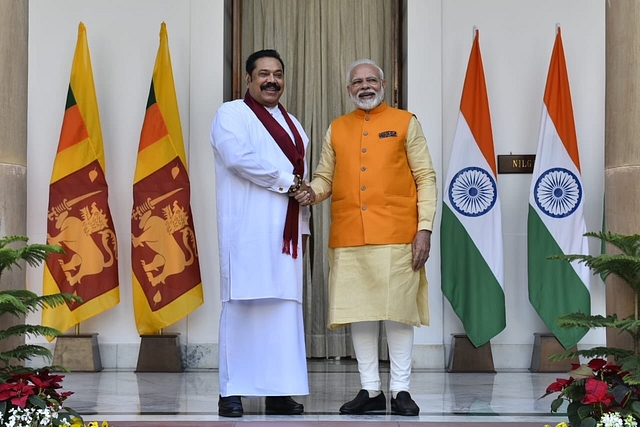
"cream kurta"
311,116,436,329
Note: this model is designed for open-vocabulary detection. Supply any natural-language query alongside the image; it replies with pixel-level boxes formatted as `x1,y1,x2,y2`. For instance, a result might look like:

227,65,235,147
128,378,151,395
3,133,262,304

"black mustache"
261,83,281,91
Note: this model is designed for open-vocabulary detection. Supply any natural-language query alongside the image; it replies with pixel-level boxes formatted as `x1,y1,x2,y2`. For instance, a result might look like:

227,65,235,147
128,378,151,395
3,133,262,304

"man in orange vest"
296,59,437,416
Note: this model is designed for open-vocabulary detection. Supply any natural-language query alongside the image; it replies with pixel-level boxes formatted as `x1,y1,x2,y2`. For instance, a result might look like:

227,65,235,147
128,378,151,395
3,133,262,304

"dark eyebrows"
257,68,283,75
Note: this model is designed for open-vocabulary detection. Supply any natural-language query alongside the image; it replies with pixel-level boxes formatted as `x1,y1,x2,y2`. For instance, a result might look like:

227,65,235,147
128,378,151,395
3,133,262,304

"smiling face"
347,63,386,111
245,57,285,108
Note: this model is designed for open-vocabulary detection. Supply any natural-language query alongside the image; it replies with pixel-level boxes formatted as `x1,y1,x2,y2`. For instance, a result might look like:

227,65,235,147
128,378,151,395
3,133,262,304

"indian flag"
527,27,590,350
441,29,505,348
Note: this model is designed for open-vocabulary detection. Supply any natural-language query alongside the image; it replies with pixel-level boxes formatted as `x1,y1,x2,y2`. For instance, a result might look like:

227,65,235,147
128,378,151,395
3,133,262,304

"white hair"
346,59,385,86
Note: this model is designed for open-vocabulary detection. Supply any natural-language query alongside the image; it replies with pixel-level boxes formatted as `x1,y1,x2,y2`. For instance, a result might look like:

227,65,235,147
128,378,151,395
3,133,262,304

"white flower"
597,412,639,427
2,406,71,427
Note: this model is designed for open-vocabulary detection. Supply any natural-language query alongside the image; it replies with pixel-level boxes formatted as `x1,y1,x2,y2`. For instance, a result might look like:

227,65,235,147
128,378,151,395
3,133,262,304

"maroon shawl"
244,90,305,258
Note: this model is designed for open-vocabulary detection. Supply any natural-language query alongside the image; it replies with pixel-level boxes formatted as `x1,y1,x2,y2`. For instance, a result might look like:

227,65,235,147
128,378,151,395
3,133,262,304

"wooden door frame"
232,0,243,100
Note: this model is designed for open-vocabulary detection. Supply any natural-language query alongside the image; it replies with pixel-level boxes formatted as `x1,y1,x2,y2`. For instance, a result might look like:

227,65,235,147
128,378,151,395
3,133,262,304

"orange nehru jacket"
329,103,417,248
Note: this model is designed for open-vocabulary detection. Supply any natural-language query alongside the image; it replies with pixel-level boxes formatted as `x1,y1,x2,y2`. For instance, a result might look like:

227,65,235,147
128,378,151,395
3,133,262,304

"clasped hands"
290,181,316,206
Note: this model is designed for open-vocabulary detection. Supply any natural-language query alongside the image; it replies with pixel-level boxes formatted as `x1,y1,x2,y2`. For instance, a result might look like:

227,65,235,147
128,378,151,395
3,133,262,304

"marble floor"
61,358,567,424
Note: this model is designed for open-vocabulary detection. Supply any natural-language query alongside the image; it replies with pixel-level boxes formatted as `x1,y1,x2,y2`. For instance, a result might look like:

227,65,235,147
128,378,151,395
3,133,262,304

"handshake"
290,180,316,206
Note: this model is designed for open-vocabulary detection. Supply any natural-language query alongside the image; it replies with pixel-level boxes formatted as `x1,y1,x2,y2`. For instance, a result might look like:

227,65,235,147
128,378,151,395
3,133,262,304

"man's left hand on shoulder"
411,230,432,271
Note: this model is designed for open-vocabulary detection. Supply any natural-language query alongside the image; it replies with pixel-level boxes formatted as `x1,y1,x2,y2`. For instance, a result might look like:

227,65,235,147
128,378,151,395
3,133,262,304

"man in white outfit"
296,59,437,416
210,49,311,417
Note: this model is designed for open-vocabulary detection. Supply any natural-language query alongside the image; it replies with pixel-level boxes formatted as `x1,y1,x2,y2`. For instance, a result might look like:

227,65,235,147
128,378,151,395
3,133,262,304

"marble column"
605,1,640,351
0,0,29,355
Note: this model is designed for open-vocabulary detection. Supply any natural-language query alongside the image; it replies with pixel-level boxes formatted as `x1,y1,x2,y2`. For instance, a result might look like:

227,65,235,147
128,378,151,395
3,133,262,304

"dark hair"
245,49,285,76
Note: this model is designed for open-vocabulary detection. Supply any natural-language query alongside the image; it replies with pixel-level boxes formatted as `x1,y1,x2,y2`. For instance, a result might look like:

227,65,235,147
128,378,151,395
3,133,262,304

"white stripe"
529,105,590,289
444,113,504,288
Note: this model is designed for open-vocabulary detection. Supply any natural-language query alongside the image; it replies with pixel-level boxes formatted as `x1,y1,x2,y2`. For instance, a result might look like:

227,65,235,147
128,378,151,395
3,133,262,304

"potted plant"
0,235,84,426
543,232,640,427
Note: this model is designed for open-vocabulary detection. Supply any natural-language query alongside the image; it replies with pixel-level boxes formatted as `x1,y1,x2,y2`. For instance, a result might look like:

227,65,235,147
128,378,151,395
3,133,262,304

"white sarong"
218,298,309,397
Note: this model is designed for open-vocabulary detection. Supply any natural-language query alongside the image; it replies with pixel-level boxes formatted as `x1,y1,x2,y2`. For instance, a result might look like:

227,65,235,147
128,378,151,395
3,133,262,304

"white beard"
350,88,385,110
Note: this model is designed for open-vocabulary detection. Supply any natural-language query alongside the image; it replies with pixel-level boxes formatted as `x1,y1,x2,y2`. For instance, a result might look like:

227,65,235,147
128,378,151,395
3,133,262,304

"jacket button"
362,205,367,211
361,148,367,153
363,131,368,136
361,185,366,191
365,116,370,121
361,166,366,172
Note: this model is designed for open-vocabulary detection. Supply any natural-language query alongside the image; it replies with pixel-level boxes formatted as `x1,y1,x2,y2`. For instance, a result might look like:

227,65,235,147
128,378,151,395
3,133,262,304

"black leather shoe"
265,396,304,415
218,395,243,417
339,389,386,414
391,391,419,416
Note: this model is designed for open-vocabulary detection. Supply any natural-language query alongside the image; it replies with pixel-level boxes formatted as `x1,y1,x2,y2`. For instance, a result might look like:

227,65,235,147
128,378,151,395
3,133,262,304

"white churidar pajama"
351,321,414,392
211,99,310,397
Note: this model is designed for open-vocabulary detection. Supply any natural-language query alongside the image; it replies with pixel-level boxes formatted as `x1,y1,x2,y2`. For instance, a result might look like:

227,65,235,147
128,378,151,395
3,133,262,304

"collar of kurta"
354,101,388,118
243,90,304,259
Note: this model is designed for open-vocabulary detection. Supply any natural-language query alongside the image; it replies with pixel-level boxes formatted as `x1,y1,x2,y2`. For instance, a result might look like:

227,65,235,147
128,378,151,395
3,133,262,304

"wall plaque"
497,154,536,174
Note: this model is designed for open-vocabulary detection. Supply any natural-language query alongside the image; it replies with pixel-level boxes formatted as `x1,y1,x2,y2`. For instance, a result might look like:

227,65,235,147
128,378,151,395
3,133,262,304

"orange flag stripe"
138,103,169,152
544,28,581,172
460,30,497,176
57,103,89,153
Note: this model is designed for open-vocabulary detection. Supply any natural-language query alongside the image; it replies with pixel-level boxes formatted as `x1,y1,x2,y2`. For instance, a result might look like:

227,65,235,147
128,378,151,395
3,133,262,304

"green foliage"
549,231,640,295
548,232,640,361
621,357,640,385
545,232,640,426
549,346,633,362
0,235,64,275
0,235,81,379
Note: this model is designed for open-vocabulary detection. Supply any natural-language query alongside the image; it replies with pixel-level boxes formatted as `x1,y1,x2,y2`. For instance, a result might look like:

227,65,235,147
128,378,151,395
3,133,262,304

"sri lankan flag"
42,22,120,338
131,23,203,335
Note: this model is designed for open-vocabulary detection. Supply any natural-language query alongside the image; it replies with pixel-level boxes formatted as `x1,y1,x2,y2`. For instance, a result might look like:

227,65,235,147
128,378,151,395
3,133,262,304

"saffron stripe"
543,28,581,172
459,30,497,176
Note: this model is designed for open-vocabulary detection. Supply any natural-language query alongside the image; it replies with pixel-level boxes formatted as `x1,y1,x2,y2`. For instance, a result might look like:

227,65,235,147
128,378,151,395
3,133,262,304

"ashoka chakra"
448,166,497,217
534,167,582,218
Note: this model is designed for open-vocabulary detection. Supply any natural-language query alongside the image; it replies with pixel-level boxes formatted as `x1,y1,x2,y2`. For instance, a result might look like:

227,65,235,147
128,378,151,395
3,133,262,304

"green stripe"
146,80,157,109
65,85,76,110
441,204,506,347
527,204,589,349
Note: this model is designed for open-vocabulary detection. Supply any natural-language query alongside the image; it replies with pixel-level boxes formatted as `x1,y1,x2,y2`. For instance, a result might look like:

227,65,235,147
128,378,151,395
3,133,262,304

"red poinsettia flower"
0,381,36,407
547,377,574,393
58,391,73,401
582,377,613,406
588,358,608,372
12,370,65,390
603,364,622,374
34,370,65,387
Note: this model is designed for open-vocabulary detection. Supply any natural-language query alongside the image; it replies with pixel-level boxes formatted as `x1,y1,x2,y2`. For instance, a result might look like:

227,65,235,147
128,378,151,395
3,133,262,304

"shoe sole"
391,410,419,416
390,405,419,416
218,412,243,418
340,408,386,415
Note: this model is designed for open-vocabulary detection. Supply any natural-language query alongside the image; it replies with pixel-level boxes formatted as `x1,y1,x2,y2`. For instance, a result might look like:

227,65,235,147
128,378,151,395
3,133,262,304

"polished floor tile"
61,359,567,424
